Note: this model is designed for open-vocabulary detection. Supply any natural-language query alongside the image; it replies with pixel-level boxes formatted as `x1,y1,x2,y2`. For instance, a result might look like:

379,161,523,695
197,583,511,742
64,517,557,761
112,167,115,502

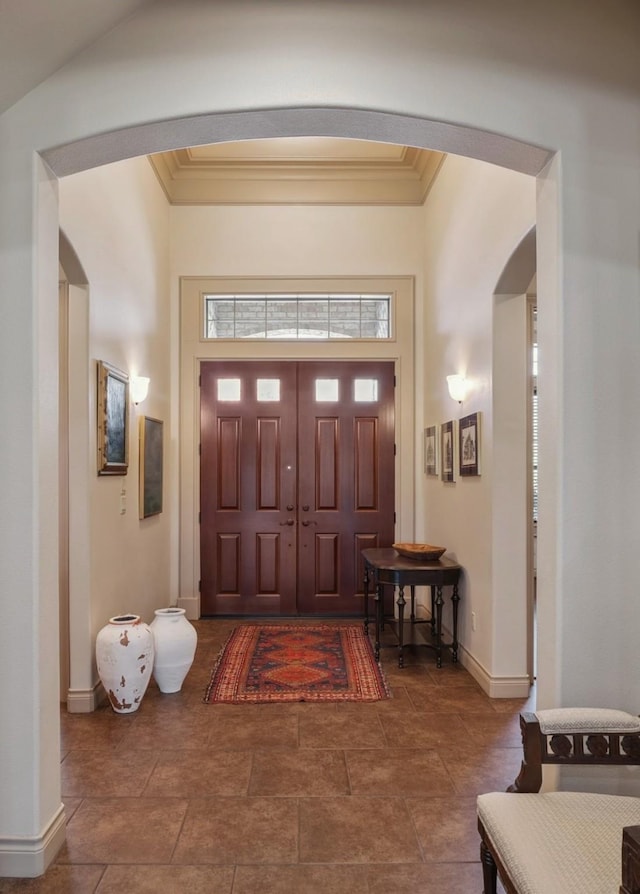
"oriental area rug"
204,624,390,704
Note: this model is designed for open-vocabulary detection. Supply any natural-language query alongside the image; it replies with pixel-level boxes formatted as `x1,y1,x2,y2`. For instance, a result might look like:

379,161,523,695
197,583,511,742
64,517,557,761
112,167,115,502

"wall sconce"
130,375,150,405
447,374,467,404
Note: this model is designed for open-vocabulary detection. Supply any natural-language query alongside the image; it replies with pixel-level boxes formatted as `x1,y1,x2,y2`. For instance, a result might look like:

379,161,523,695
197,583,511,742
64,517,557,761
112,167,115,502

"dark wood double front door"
200,360,395,616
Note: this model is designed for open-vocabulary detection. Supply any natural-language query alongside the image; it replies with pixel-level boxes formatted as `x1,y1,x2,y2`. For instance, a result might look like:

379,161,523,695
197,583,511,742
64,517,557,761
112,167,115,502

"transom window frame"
202,291,394,342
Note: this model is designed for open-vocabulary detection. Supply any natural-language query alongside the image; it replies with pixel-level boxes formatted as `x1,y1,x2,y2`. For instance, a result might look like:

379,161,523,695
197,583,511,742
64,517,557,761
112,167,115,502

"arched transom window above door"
203,293,392,340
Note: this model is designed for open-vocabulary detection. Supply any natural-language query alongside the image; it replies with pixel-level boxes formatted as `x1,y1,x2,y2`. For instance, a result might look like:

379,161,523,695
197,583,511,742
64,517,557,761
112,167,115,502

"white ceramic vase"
150,607,198,693
95,614,154,714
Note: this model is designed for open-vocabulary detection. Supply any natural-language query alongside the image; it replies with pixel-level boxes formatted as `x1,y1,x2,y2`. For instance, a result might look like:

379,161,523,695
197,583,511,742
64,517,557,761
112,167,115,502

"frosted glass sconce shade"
131,376,150,405
447,374,467,403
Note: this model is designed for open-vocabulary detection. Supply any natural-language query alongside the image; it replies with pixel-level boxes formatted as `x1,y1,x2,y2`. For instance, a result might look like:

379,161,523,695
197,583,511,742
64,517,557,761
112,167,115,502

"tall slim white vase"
151,607,198,693
95,614,154,714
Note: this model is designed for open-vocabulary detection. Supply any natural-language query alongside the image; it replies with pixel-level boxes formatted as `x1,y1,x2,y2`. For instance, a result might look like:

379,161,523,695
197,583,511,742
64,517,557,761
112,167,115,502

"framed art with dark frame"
441,420,455,483
139,415,163,518
97,360,129,476
424,425,439,476
459,411,481,476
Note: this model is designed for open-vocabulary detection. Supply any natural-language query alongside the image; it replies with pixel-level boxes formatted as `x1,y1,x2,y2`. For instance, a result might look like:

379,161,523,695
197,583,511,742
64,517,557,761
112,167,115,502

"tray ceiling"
148,137,445,205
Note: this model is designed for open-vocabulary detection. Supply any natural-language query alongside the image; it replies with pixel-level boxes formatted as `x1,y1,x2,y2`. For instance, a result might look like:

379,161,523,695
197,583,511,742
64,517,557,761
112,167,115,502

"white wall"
171,205,425,278
492,294,531,679
1,0,639,876
419,155,536,692
58,156,172,705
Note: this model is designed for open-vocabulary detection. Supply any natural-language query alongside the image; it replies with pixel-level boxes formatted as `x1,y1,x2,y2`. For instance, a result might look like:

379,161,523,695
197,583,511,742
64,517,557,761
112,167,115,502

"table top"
362,547,460,572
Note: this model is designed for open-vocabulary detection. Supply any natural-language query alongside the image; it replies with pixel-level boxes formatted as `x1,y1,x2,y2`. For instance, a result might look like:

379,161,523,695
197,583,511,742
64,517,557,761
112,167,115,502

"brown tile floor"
0,620,533,893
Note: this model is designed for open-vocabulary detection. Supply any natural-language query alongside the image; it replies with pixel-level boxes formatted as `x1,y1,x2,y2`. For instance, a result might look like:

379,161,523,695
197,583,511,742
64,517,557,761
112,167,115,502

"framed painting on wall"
441,420,455,483
424,425,439,476
459,411,481,476
139,415,163,518
97,360,129,475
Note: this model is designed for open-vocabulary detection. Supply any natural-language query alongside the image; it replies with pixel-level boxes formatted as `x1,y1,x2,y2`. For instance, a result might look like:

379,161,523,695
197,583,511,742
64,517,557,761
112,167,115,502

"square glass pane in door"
354,378,378,402
217,378,241,401
315,379,339,402
257,379,281,401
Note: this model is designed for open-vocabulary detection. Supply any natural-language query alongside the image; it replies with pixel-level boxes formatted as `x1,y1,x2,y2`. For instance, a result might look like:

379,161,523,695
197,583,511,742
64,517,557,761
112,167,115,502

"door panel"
257,418,280,509
200,360,394,616
355,418,377,508
200,361,298,615
218,418,240,508
296,361,395,614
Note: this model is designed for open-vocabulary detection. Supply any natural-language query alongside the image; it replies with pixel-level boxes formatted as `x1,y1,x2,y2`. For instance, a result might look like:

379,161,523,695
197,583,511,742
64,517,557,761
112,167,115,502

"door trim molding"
178,275,415,618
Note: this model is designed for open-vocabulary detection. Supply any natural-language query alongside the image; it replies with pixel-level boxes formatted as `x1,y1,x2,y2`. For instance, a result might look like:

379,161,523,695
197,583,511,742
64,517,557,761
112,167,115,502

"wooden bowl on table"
392,542,446,561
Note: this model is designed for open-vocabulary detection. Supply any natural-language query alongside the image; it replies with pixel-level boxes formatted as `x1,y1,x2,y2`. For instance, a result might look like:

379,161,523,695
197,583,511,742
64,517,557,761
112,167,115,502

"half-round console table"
362,547,462,668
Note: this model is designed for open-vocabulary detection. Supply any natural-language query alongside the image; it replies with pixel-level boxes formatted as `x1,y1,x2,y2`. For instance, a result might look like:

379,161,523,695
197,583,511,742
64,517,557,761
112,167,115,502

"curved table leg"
451,582,460,663
397,585,405,668
430,585,436,636
374,581,382,661
435,585,444,668
363,564,370,634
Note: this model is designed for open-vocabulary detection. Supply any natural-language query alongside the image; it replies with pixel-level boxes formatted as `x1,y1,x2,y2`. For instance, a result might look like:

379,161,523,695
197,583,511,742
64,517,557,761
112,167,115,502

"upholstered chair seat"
478,790,640,894
477,708,640,894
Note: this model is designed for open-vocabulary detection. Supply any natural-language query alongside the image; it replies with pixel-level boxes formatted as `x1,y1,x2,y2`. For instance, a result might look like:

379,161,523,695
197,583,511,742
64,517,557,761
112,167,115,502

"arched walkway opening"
19,104,558,878
51,107,551,699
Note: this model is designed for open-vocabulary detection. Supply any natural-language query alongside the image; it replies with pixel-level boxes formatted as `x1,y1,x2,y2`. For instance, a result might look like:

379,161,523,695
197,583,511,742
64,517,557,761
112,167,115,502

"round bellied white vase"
95,614,154,714
150,607,198,693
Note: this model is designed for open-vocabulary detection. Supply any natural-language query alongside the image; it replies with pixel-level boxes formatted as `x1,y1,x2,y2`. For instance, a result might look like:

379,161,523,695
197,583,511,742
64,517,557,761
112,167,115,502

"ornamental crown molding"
149,137,445,205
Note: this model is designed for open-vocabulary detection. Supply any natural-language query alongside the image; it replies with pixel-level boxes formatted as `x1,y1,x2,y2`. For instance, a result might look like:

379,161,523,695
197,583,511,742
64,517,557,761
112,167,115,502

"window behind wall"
203,293,392,340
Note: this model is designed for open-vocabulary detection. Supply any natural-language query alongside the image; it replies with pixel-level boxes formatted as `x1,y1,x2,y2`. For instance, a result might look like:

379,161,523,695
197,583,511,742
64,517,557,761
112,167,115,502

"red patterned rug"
204,624,390,703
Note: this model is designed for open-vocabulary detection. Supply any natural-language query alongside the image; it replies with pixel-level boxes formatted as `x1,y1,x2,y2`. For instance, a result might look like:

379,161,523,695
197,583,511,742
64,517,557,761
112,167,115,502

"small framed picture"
139,416,164,518
97,360,129,476
459,411,481,476
424,425,439,476
441,420,455,483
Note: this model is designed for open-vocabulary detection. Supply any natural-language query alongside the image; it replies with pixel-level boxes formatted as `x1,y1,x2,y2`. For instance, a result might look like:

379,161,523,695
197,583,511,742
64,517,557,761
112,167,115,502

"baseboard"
414,604,531,699
66,680,107,713
0,803,66,878
177,595,199,621
458,643,531,698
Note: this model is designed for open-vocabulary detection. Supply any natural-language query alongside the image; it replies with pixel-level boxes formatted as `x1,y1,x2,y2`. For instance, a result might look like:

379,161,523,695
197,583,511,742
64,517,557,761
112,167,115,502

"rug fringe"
202,628,238,704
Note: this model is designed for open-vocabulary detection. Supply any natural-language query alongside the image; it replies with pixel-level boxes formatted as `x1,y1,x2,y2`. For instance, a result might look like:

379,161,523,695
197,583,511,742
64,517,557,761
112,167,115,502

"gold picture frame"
97,360,129,476
139,415,163,518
